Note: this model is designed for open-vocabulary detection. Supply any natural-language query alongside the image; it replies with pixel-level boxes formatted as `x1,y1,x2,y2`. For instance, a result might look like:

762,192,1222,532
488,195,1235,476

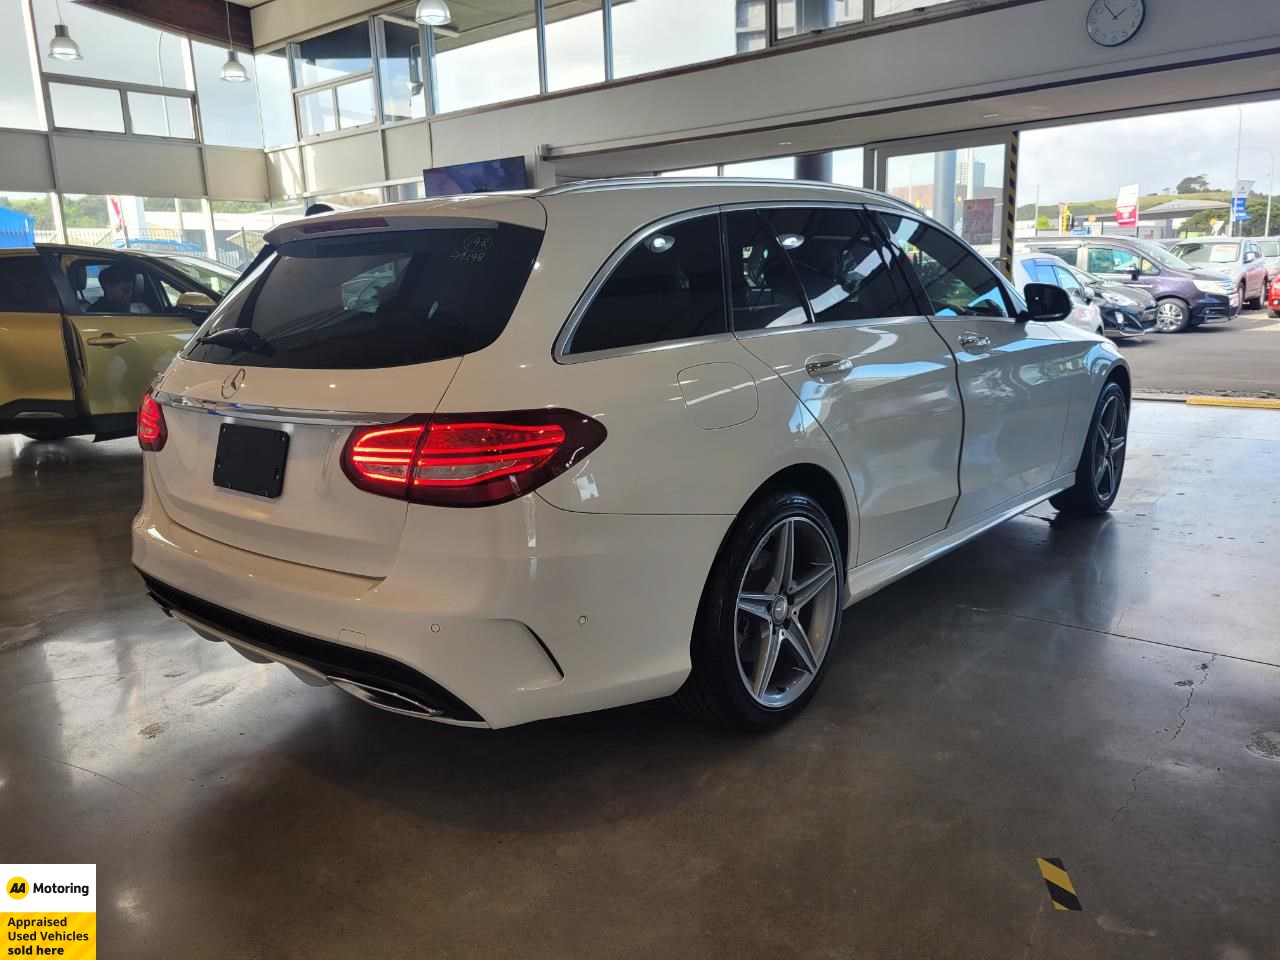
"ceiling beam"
82,0,254,50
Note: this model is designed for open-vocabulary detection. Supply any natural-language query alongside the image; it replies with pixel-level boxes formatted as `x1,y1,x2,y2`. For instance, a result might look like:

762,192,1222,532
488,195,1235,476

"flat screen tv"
423,157,528,197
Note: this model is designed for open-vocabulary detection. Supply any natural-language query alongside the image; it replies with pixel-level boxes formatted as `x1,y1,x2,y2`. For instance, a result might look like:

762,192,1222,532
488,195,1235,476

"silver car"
1169,237,1269,309
1256,237,1280,286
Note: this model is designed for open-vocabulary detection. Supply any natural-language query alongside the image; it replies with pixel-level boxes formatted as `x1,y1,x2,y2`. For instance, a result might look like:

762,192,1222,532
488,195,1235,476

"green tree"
1176,174,1211,193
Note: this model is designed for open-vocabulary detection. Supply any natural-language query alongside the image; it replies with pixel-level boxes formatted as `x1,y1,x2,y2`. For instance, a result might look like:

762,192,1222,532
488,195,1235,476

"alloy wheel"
1092,393,1127,502
734,516,839,708
1155,302,1184,332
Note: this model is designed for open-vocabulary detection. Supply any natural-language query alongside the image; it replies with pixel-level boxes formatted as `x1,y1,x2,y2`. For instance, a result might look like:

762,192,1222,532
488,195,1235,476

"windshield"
182,224,543,369
1172,241,1241,265
1259,240,1280,257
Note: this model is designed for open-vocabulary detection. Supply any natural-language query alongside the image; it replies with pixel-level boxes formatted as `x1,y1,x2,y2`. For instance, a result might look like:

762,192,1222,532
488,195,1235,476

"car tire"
1154,298,1190,333
1050,381,1129,517
1245,283,1261,310
677,490,844,732
1269,308,1280,319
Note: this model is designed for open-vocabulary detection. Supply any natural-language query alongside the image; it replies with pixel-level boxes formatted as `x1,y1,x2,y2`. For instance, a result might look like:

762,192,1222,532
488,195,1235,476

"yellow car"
0,244,221,441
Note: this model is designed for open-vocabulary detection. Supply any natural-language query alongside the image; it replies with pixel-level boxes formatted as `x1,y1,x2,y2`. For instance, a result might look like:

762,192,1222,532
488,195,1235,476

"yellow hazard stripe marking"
1037,859,1076,895
1186,396,1280,409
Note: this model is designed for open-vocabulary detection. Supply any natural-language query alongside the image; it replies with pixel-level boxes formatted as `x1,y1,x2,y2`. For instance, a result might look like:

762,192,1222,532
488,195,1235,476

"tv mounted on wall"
423,157,528,197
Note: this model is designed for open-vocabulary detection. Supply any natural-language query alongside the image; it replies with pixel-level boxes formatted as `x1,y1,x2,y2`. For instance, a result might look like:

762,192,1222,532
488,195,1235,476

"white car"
1011,252,1105,335
133,180,1130,731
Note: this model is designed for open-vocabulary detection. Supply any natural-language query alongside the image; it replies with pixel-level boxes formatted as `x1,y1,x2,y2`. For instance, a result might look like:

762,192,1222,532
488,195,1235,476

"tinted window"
0,256,58,312
877,214,1010,318
1087,246,1157,275
568,214,725,355
724,210,809,331
763,207,916,322
66,258,187,315
1052,265,1084,296
183,225,543,369
1032,262,1058,285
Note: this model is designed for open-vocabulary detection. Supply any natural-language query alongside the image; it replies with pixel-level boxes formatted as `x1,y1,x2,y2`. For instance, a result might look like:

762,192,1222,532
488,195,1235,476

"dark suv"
1024,236,1236,333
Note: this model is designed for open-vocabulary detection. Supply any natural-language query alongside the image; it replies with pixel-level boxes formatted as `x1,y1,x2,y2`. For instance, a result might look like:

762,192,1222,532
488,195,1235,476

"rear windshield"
182,224,542,369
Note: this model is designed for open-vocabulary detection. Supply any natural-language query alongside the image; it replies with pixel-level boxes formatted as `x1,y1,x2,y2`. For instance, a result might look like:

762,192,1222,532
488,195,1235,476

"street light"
1239,146,1274,237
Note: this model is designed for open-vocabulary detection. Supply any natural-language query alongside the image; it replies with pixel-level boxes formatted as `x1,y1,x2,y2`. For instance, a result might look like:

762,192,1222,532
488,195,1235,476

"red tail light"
137,391,167,451
342,410,605,507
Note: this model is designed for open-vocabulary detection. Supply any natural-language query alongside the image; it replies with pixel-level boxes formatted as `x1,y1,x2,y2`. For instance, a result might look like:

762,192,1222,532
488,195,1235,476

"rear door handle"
958,332,991,350
804,355,854,380
87,333,128,347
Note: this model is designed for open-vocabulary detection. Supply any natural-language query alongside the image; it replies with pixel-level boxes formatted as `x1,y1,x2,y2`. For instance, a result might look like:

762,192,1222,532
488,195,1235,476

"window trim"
553,205,730,364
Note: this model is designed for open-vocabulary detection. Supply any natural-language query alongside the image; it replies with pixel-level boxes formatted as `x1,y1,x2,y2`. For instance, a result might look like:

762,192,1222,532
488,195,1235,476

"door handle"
958,332,992,350
87,333,128,347
804,355,853,380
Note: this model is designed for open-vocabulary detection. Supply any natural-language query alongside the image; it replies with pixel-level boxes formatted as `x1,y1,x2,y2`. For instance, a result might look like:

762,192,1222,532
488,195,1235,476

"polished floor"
2,402,1278,959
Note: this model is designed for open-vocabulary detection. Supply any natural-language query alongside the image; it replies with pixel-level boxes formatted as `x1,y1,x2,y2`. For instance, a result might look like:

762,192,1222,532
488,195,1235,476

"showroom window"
611,0,739,79
546,0,606,91
763,207,916,323
292,22,378,137
212,201,278,269
724,210,810,331
126,92,195,139
0,191,57,243
874,0,953,16
831,148,865,187
47,83,125,133
32,2,189,89
0,0,42,129
723,156,795,178
375,13,427,123
256,48,297,148
567,215,727,355
194,40,263,148
433,3,540,113
775,0,861,40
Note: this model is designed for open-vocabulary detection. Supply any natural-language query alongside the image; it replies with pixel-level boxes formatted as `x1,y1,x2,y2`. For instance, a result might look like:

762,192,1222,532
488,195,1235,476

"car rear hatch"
148,200,546,578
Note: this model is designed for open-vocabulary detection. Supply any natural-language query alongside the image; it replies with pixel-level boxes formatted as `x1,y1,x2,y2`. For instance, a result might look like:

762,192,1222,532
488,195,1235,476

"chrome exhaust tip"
327,677,444,719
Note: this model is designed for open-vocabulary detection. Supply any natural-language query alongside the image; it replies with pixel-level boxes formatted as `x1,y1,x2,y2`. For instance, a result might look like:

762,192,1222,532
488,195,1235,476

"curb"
1186,396,1280,410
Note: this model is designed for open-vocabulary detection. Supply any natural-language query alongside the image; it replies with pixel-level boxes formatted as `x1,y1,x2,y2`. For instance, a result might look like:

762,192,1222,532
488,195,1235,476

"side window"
877,213,1011,318
1033,262,1059,285
762,207,916,323
567,214,725,355
1087,246,1133,274
1052,265,1084,296
0,256,59,313
1035,246,1079,265
724,209,809,331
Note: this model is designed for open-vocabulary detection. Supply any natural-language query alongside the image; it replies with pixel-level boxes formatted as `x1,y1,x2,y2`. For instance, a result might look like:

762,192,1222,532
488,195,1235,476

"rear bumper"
132,467,731,728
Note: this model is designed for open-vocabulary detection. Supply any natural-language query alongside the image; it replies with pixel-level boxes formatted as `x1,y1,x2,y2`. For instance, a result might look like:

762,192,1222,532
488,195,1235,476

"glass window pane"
256,48,297,147
132,197,209,256
877,214,1010,318
298,88,336,137
736,0,767,50
723,157,795,178
885,144,1004,257
295,22,372,86
0,192,56,244
376,16,426,123
612,0,739,78
336,78,375,129
0,0,41,129
34,2,188,88
433,7,539,113
127,93,195,139
0,255,59,311
546,1,605,92
569,215,726,355
386,181,425,202
61,194,112,247
193,40,263,148
776,0,861,39
313,189,383,209
49,83,125,133
831,148,864,188
213,200,279,270
764,208,915,322
724,210,810,330
875,0,951,14
661,167,719,177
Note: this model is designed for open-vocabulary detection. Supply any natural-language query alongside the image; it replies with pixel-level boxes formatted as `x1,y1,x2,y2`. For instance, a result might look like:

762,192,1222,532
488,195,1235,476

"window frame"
289,20,381,142
44,76,199,141
554,205,732,363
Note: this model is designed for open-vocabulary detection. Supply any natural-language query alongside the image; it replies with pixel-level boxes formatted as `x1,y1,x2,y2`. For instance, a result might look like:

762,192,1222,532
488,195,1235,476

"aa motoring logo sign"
2,865,95,959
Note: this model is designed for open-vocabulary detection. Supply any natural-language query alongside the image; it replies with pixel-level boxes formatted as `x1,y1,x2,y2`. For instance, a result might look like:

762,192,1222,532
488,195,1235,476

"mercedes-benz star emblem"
221,368,246,399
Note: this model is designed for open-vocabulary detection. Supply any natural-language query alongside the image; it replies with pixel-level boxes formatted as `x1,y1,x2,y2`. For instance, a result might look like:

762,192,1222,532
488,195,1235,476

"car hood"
1183,265,1235,283
1093,281,1155,307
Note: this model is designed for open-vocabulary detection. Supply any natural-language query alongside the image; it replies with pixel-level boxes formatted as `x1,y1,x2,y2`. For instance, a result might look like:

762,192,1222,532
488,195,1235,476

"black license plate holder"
213,423,289,498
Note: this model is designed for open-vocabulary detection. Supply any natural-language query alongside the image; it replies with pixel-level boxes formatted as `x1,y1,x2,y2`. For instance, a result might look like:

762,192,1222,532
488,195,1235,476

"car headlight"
1099,291,1127,305
1193,279,1228,294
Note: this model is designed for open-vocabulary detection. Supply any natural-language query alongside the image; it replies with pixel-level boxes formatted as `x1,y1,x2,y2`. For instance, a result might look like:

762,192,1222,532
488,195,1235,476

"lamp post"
1239,146,1274,237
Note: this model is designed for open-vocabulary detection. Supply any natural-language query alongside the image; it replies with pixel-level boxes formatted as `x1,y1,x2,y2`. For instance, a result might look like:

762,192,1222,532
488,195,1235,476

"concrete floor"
2,401,1278,959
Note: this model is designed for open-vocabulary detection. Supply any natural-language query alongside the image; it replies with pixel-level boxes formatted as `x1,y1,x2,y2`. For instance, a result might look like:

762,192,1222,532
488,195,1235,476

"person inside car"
90,265,148,313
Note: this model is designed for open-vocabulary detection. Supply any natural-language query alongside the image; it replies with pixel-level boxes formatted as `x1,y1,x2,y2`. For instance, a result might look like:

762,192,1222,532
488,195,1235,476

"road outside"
1126,306,1280,397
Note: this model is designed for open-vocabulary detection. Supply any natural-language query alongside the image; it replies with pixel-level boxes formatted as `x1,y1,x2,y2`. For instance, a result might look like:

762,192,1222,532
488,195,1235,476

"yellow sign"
2,865,95,958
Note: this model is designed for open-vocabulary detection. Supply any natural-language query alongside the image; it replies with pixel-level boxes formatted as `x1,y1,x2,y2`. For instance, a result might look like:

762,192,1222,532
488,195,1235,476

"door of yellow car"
53,251,212,431
0,251,78,435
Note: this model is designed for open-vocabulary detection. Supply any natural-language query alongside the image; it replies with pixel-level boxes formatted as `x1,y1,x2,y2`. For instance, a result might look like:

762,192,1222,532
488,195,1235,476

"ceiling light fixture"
48,0,82,61
982,112,1000,119
220,2,249,82
415,0,453,25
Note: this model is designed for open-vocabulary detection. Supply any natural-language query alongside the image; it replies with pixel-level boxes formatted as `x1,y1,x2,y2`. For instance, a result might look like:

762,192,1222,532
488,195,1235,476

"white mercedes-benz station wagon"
133,179,1130,731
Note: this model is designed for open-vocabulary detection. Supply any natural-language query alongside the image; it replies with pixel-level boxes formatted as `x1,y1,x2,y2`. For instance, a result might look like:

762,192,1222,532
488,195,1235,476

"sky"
1019,98,1280,206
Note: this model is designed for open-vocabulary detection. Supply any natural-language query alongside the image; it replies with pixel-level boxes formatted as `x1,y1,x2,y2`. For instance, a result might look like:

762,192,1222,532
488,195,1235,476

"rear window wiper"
194,327,276,357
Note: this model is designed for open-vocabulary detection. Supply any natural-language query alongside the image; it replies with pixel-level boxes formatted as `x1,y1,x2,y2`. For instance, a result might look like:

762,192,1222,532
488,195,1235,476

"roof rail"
536,176,917,211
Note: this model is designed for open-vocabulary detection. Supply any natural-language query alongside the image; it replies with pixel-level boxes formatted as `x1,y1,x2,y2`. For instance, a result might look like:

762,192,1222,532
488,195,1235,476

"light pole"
1229,107,1242,238
1239,146,1274,237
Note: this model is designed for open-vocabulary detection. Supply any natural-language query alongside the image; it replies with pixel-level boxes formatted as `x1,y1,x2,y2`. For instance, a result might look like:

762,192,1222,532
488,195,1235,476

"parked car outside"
0,244,220,440
1013,251,1153,338
1269,274,1280,318
134,180,1129,731
1168,237,1269,309
1255,237,1280,286
1025,235,1236,333
155,253,242,296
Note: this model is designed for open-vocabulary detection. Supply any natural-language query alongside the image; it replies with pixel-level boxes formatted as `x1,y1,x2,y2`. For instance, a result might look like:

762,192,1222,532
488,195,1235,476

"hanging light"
219,1,250,83
415,0,453,26
48,0,82,61
220,50,248,82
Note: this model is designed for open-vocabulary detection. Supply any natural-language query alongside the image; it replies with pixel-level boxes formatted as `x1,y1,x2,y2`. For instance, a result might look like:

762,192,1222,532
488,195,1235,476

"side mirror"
1084,286,1098,301
176,291,215,312
1129,268,1141,281
1020,282,1073,323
